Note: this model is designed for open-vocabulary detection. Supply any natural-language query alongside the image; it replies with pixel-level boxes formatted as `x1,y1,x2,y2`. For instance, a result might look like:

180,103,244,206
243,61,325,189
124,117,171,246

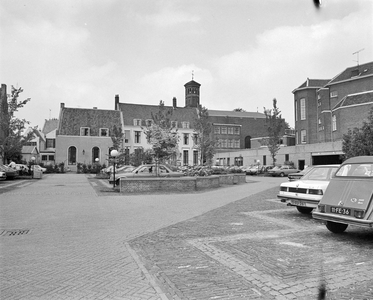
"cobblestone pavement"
1,174,372,300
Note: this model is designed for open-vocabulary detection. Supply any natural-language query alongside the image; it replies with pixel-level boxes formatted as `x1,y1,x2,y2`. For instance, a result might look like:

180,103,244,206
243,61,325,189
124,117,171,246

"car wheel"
326,221,348,234
296,206,313,214
279,172,285,177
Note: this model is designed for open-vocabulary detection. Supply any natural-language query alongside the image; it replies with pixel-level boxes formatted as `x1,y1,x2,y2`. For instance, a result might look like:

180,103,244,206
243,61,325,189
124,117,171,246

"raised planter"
119,174,246,194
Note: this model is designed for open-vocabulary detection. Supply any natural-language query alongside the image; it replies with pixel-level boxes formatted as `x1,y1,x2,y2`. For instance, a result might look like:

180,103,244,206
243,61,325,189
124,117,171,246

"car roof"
343,156,373,164
313,164,340,168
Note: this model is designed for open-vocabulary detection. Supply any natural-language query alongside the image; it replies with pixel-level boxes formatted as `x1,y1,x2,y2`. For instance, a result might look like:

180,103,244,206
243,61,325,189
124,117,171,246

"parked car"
246,165,262,175
288,166,314,181
109,164,184,185
277,165,340,214
268,165,299,177
0,170,6,180
31,165,47,173
0,165,18,179
312,156,373,233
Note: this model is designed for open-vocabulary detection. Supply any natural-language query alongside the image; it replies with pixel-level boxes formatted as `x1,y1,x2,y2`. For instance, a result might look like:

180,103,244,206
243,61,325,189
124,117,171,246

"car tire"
325,221,348,234
279,172,285,177
296,206,313,214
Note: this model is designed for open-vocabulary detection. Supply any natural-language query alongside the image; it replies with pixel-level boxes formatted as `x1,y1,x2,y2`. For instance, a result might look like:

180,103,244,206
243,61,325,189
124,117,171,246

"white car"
277,165,340,214
31,165,47,173
0,170,6,180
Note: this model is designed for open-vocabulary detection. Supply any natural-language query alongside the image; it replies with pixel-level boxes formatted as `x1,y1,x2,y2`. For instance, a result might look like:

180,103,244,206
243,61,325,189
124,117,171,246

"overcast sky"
1,0,372,129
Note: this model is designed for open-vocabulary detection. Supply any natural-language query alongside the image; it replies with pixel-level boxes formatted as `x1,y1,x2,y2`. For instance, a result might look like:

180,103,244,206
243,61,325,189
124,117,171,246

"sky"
1,0,372,129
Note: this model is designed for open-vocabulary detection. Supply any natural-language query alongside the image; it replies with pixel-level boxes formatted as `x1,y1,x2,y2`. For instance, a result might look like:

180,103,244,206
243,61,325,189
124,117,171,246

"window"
285,154,289,161
124,130,130,143
100,128,109,137
46,139,55,148
234,140,240,148
49,155,55,161
133,119,142,126
317,100,321,107
227,139,233,148
68,146,77,165
182,122,190,129
330,91,338,98
135,131,141,143
80,127,90,136
332,115,337,131
193,133,198,144
221,139,227,148
214,126,220,134
183,133,189,145
318,118,321,125
295,100,298,121
193,150,198,165
171,121,178,128
301,130,307,143
183,150,189,166
92,147,100,163
300,98,306,120
42,155,48,161
145,119,153,127
228,127,233,134
234,127,240,135
221,127,227,134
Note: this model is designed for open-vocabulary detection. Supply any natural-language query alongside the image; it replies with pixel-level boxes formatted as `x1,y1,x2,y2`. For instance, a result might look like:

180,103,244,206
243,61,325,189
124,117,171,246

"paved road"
0,174,372,300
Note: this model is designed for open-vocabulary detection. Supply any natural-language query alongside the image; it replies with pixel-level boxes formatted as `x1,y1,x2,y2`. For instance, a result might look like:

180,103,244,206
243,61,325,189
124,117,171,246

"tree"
263,98,284,165
143,101,179,165
193,106,216,166
0,86,34,164
233,108,246,112
110,124,124,151
342,106,373,159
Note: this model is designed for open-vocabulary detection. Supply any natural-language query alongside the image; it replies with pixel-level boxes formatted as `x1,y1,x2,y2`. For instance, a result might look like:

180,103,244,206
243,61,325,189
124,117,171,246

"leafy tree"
193,106,216,166
263,98,284,165
110,124,124,151
143,100,179,165
342,106,373,159
0,86,34,164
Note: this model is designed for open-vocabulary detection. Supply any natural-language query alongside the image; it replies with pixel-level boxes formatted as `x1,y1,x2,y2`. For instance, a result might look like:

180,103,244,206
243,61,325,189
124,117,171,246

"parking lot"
1,174,372,299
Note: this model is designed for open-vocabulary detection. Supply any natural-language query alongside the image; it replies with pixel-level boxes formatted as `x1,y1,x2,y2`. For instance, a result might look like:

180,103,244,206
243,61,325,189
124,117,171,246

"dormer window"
171,121,178,128
182,122,190,129
80,127,90,136
351,69,359,77
145,119,153,127
100,128,109,137
330,91,338,98
133,119,142,126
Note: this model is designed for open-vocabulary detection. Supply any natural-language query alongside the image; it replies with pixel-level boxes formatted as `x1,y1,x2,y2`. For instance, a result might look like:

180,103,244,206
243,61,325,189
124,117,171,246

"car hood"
280,180,330,190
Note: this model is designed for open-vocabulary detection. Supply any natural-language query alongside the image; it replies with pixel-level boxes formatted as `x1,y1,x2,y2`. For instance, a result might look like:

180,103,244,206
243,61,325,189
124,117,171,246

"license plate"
291,200,306,206
330,207,351,215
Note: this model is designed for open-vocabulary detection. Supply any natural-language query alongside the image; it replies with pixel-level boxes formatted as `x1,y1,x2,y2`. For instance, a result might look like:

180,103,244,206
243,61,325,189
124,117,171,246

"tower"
184,78,201,108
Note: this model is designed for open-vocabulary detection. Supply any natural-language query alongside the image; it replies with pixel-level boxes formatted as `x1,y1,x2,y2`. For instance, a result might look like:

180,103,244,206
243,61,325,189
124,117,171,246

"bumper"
312,212,373,228
277,194,319,208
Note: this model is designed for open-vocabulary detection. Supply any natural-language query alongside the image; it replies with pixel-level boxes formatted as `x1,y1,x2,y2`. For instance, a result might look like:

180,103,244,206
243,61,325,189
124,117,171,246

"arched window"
245,136,251,149
92,147,100,163
68,146,77,165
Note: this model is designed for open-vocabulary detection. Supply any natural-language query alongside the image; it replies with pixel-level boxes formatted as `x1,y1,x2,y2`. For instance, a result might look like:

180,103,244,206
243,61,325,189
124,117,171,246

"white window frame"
234,127,240,135
134,131,141,143
214,126,220,134
80,127,90,136
99,128,109,137
171,121,178,128
332,115,337,131
221,127,227,134
133,119,142,126
183,133,189,145
300,130,307,143
145,119,153,127
227,127,233,134
330,91,338,98
182,122,190,129
234,140,240,148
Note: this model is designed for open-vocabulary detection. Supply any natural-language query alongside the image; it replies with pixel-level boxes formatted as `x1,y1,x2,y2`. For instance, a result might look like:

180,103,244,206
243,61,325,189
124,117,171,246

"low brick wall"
119,174,246,194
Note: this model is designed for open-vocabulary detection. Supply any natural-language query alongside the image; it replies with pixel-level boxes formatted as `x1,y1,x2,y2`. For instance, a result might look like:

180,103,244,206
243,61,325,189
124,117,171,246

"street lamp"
95,158,100,174
30,156,36,178
110,149,119,188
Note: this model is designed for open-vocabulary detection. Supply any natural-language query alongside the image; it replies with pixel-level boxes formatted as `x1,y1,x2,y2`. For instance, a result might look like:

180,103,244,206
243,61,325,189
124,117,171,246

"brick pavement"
1,174,372,299
0,174,283,300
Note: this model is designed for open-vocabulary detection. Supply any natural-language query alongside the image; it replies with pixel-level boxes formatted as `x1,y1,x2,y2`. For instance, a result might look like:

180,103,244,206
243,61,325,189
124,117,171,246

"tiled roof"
22,146,39,154
208,110,266,119
58,107,122,136
295,79,330,90
327,61,373,85
118,103,198,127
333,91,373,110
42,118,59,134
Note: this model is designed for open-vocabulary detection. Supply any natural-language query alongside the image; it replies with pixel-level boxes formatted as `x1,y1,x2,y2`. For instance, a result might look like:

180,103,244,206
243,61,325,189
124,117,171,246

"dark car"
288,166,314,181
312,156,373,233
268,165,299,177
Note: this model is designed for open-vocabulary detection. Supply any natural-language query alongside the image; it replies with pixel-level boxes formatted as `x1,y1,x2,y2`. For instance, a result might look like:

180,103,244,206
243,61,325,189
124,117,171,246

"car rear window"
335,163,373,177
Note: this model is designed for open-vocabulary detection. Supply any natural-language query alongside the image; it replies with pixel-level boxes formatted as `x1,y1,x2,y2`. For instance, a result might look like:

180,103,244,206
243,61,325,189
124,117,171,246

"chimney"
60,103,65,108
93,107,97,110
172,97,177,109
115,94,119,110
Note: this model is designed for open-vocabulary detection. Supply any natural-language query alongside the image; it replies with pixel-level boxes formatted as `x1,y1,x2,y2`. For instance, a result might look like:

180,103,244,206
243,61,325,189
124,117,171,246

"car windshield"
302,166,339,181
335,163,373,177
271,166,281,171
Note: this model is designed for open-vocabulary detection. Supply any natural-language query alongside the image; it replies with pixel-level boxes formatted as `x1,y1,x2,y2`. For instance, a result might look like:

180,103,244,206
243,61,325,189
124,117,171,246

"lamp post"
257,159,260,174
31,156,36,178
95,158,100,174
110,149,119,188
